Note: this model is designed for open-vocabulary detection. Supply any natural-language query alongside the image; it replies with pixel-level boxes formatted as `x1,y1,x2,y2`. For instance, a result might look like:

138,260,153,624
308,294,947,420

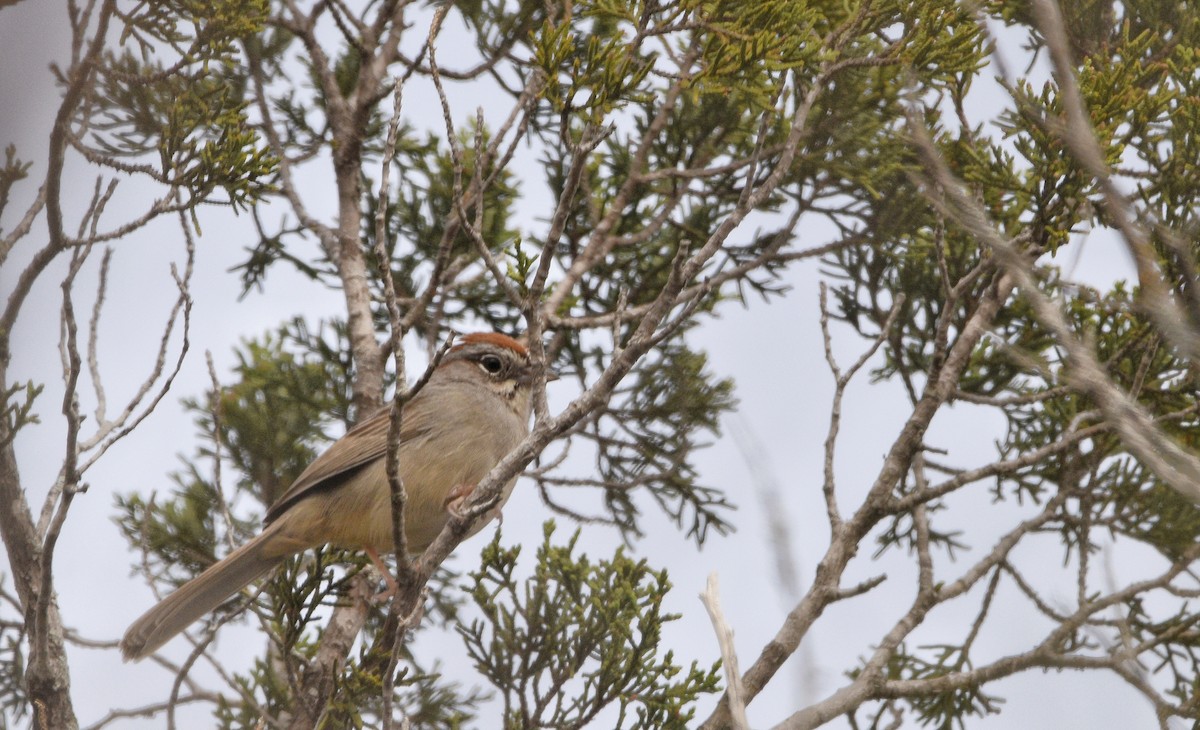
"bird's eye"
480,354,504,374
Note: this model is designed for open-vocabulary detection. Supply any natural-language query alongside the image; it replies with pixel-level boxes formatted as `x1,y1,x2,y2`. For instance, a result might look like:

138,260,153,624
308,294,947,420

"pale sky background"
0,3,1166,728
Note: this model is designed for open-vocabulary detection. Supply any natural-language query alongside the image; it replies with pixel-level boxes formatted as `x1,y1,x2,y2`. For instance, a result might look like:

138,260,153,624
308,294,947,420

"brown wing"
263,404,431,524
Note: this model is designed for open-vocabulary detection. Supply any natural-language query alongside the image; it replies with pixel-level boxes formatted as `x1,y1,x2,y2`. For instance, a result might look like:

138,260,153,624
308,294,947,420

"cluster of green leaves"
115,0,269,58
532,4,656,127
87,0,276,212
212,550,487,730
460,523,722,729
116,467,244,588
831,0,1196,436
211,554,346,729
314,659,488,730
212,517,726,728
992,0,1200,240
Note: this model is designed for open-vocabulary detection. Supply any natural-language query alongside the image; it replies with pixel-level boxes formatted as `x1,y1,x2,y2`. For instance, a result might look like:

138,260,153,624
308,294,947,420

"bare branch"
0,184,46,269
819,284,907,527
72,212,194,476
81,694,219,730
701,573,749,730
703,246,1016,730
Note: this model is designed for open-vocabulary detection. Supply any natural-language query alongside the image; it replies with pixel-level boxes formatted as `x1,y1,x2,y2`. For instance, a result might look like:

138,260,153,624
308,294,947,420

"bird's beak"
519,367,559,385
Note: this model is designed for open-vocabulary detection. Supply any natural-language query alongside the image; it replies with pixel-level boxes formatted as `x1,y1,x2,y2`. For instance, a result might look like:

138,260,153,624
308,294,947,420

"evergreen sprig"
460,523,722,729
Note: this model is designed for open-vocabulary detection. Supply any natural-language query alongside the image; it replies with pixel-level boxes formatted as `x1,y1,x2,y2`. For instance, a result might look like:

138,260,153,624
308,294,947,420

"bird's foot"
443,483,475,519
443,483,503,524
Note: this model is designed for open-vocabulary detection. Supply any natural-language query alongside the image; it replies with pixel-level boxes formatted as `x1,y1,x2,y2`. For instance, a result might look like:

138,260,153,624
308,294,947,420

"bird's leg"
443,483,504,525
363,550,425,627
364,547,399,602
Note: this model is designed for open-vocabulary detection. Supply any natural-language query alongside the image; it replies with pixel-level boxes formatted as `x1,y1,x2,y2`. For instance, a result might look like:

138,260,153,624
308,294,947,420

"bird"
120,332,546,661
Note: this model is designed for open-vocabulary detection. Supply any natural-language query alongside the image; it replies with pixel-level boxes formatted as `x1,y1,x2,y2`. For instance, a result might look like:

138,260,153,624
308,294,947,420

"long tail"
121,526,287,660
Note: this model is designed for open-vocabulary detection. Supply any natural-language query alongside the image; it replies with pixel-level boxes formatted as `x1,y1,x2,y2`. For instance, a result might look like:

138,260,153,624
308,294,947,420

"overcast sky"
0,3,1160,728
